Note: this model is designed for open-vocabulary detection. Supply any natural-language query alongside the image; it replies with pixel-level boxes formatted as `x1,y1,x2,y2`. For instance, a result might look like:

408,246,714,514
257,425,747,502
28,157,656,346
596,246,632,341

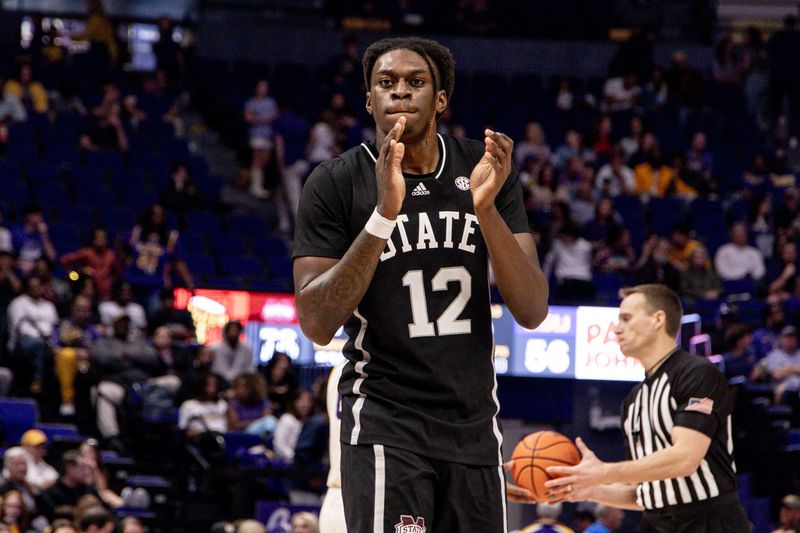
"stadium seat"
35,423,79,441
222,432,262,464
183,254,217,277
226,215,266,236
210,234,245,257
221,256,261,276
648,197,685,236
185,212,222,234
0,398,39,444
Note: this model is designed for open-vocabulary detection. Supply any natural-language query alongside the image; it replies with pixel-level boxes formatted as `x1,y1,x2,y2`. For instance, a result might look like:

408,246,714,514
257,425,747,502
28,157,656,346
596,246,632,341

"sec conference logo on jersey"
455,175,470,191
395,515,426,533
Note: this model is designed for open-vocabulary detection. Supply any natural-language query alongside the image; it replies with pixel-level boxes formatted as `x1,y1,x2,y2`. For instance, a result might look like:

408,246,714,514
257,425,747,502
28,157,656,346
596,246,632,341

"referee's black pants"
640,492,751,533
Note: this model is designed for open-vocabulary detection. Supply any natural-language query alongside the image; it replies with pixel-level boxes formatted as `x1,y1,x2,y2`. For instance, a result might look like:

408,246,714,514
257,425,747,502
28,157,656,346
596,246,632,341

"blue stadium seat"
227,215,266,236
266,256,293,280
221,256,261,276
35,423,79,441
179,232,207,254
49,225,81,248
648,197,686,236
75,185,116,207
0,398,38,444
593,273,624,305
85,150,124,173
97,206,137,231
210,233,245,256
0,179,29,205
56,205,96,229
4,143,38,164
223,432,262,464
722,278,756,297
185,212,222,233
252,236,288,258
33,181,71,207
44,142,80,166
183,254,216,277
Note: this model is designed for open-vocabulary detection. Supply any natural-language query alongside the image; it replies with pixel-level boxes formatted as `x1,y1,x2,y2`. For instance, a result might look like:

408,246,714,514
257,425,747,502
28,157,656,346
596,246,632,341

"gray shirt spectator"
763,326,800,393
714,223,766,281
210,321,255,384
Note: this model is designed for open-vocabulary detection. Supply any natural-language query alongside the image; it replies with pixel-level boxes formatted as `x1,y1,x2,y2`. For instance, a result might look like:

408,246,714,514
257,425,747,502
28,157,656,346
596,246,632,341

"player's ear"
435,89,447,115
365,91,373,115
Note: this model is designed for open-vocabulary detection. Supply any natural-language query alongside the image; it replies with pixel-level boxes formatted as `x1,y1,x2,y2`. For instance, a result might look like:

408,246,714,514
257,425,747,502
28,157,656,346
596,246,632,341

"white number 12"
401,267,472,338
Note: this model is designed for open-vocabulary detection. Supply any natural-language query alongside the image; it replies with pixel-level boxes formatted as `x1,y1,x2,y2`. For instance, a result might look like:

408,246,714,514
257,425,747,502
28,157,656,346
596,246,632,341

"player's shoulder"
444,133,485,161
309,144,372,184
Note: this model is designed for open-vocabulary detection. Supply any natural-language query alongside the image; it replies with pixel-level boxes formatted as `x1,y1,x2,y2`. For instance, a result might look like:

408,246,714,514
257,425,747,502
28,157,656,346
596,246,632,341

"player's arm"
295,118,407,345
546,429,711,496
471,129,548,329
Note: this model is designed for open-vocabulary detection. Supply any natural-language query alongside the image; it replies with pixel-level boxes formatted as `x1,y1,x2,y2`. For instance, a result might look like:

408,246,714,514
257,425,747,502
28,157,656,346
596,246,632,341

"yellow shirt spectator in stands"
4,70,49,114
72,5,119,65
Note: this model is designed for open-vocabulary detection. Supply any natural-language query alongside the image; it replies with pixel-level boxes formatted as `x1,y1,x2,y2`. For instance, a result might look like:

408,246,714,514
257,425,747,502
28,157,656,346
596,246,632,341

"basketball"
510,431,581,502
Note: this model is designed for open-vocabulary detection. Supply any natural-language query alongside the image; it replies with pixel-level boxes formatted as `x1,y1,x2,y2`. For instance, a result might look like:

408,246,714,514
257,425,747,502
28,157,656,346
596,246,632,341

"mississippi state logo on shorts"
395,515,426,533
455,176,470,191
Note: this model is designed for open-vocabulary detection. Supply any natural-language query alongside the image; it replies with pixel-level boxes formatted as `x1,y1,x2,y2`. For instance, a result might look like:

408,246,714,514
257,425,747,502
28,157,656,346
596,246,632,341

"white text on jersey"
379,211,479,262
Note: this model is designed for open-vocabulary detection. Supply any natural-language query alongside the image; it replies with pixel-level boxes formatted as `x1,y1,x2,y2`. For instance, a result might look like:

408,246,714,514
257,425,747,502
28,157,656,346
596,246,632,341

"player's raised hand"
375,116,406,219
470,129,513,213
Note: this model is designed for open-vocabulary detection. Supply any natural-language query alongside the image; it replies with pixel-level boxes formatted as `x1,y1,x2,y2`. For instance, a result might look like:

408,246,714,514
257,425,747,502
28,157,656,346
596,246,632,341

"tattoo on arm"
303,230,387,335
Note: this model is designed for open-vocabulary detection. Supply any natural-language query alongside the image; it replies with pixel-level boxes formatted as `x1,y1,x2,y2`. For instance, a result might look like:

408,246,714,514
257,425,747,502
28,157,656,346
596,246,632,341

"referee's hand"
375,116,406,220
544,437,606,499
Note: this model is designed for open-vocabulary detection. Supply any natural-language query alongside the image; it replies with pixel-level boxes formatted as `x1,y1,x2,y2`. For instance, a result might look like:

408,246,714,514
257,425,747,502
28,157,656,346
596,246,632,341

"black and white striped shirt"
621,348,738,510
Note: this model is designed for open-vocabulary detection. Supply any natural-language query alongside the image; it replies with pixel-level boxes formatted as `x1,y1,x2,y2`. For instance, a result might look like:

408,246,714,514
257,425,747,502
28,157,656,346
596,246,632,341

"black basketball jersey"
620,348,739,510
293,133,529,466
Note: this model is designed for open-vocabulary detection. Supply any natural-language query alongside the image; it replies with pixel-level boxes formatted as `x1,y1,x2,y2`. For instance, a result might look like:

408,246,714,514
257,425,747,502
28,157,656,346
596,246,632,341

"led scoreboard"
174,289,699,382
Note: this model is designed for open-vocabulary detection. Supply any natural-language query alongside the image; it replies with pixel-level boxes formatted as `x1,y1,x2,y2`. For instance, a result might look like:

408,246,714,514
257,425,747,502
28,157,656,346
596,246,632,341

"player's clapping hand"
544,438,608,500
503,461,535,504
375,116,406,220
470,129,513,213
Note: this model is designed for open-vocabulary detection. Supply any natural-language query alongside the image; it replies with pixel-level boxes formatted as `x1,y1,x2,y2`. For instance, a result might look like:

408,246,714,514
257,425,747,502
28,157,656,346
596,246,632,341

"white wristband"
365,208,396,240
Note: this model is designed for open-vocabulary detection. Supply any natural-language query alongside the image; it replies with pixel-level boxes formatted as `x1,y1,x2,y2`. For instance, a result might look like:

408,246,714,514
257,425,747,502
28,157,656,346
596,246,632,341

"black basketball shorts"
640,492,751,533
341,442,508,533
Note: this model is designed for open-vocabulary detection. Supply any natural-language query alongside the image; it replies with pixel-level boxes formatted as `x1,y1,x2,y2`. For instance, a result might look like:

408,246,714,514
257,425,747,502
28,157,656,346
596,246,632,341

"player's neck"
401,133,440,174
638,338,679,377
376,129,439,175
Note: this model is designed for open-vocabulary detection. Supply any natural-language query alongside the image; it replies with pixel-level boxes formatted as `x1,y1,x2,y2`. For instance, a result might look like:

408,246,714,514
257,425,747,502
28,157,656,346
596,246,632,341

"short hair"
362,37,455,117
235,519,266,533
619,284,683,337
290,512,319,533
536,502,563,519
223,320,243,334
22,203,43,217
62,449,81,471
4,446,27,468
78,506,113,531
51,518,77,533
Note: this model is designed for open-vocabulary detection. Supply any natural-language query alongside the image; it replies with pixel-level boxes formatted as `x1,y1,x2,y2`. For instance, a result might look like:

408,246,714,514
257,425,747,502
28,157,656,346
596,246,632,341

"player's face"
366,48,446,141
615,293,660,357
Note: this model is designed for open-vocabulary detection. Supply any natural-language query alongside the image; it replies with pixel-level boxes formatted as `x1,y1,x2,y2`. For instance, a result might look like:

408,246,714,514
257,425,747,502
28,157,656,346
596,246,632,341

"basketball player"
545,284,750,533
293,37,549,532
319,358,346,533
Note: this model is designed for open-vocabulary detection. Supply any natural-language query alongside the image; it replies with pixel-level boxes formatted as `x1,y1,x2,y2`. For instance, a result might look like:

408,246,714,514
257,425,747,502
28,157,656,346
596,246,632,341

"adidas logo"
411,183,431,196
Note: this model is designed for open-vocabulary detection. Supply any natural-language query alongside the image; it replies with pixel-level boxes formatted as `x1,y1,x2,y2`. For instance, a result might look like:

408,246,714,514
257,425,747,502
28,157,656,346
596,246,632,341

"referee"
545,284,750,532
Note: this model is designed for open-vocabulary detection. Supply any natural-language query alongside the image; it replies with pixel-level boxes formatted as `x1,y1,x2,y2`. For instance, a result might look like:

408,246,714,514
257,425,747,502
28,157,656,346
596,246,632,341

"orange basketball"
510,431,581,502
